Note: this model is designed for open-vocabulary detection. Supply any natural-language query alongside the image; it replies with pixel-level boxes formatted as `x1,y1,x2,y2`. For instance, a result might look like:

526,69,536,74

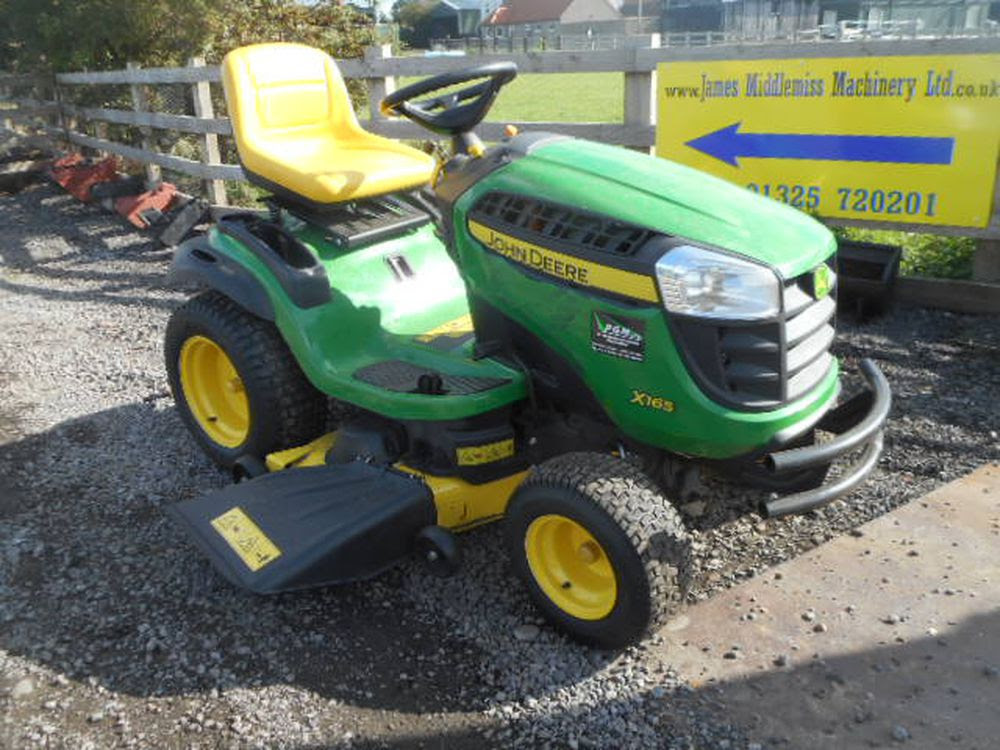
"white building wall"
561,0,622,24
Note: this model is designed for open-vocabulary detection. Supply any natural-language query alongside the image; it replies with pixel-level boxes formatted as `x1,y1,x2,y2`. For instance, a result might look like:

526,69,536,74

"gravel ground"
1,181,998,749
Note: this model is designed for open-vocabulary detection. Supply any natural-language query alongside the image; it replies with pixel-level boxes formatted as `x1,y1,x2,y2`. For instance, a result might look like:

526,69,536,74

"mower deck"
168,462,436,594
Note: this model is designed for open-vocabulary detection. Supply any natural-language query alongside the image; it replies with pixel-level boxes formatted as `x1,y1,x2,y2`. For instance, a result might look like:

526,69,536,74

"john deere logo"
813,265,832,300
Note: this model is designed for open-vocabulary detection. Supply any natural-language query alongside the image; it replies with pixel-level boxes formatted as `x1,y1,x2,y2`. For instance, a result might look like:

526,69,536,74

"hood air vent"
472,192,654,257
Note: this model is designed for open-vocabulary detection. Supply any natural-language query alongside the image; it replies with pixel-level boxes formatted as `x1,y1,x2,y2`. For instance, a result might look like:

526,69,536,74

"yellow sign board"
656,55,1000,228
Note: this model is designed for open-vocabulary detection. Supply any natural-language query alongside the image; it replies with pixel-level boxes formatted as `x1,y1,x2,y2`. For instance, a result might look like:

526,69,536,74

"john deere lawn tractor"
164,43,889,648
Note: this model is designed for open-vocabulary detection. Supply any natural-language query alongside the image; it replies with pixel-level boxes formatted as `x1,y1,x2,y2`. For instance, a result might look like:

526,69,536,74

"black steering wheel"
381,62,517,136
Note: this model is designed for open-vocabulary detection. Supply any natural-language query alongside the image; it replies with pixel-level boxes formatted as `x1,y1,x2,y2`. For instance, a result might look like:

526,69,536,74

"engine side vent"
472,192,654,257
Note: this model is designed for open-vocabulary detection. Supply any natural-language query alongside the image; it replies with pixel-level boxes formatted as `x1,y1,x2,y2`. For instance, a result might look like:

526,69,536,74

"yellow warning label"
415,313,474,343
210,506,282,572
468,221,659,303
456,438,515,466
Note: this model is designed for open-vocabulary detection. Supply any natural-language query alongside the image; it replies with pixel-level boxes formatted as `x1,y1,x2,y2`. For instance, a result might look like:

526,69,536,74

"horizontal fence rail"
59,103,232,135
56,66,221,86
0,37,998,236
62,131,243,181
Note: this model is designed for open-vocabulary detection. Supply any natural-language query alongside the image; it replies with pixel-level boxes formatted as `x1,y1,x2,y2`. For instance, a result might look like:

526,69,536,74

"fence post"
189,57,227,206
42,74,61,147
624,33,660,154
127,62,162,187
973,240,1000,282
0,81,12,132
365,44,395,122
972,169,1000,280
52,74,73,150
28,74,59,150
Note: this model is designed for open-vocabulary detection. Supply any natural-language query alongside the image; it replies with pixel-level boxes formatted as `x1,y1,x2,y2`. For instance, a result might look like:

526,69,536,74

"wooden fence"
1,36,999,236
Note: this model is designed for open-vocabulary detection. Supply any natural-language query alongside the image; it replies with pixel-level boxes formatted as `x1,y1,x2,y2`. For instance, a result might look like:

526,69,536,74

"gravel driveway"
1,182,998,749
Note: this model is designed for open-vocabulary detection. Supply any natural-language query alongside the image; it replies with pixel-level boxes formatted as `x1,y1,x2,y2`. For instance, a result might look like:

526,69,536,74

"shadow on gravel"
0,403,500,716
348,608,1000,750
0,183,176,311
0,373,23,445
0,273,177,313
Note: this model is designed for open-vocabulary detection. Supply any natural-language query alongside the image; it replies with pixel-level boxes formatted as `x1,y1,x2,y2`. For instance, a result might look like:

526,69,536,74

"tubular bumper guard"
763,358,890,517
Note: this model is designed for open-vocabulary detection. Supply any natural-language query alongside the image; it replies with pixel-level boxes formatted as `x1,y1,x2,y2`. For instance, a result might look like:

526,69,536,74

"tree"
0,0,375,72
204,1,374,67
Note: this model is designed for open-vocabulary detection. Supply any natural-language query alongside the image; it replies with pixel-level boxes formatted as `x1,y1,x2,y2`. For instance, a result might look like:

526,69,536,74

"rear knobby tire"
164,291,326,468
505,452,692,649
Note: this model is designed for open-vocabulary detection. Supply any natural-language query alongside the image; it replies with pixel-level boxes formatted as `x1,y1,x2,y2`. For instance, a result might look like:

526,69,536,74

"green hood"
501,138,835,279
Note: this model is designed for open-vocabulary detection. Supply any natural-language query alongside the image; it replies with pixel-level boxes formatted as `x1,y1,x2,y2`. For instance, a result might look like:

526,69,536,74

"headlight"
654,245,780,320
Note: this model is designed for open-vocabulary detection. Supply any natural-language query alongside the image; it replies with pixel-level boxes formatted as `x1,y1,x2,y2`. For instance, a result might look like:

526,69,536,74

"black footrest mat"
354,360,510,395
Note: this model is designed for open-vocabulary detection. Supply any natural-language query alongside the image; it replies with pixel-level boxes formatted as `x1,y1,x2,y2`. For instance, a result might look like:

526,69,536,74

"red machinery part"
50,155,118,202
114,182,179,228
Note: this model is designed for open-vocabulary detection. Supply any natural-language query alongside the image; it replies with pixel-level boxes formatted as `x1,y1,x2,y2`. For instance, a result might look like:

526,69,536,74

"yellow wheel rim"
178,335,250,448
524,514,617,620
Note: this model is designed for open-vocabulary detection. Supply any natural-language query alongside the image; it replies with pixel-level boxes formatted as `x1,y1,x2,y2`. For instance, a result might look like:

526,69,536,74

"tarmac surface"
656,463,1000,749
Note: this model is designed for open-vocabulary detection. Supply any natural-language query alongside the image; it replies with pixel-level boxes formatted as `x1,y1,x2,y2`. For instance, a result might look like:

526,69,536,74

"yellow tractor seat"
222,43,436,207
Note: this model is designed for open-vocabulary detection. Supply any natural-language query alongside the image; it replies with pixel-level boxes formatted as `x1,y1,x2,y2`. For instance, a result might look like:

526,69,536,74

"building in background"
428,0,491,38
481,0,624,37
427,0,1000,42
658,0,998,38
610,1,665,31
858,0,997,34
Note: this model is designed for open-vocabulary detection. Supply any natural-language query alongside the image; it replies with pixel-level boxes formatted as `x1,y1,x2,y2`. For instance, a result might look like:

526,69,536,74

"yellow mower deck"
167,432,530,595
264,432,529,531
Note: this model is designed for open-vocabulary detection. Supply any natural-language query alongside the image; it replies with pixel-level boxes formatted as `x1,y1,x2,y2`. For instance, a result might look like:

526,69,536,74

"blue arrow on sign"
686,122,955,167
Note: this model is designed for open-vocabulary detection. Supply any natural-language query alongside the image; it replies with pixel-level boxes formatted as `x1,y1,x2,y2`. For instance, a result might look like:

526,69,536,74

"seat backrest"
222,43,361,157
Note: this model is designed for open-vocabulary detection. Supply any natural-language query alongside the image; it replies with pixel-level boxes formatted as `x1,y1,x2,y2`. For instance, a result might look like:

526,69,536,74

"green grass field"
399,72,623,123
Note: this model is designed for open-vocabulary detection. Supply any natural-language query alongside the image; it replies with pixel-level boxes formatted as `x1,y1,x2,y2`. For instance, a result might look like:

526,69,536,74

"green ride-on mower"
164,43,890,648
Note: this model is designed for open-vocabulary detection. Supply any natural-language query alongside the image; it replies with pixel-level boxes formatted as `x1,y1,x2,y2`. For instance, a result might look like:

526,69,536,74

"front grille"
672,264,837,410
472,192,654,256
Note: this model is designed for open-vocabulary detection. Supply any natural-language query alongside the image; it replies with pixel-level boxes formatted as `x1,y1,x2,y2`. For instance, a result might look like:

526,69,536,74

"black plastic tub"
836,240,903,318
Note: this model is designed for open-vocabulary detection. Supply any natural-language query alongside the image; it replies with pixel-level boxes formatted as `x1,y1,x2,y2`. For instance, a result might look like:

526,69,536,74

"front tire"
164,291,326,468
504,452,692,649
